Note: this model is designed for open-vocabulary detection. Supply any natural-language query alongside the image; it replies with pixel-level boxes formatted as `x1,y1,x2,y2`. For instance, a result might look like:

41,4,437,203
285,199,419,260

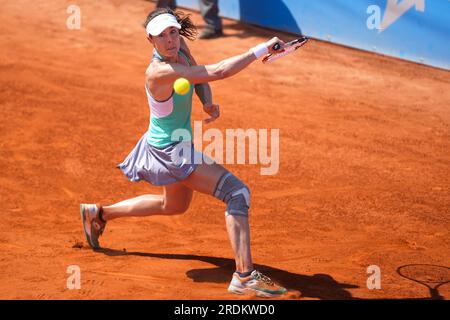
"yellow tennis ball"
173,78,190,95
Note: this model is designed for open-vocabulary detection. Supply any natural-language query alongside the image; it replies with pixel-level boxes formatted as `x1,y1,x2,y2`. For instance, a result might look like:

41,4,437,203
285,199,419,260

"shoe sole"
80,204,97,249
228,284,283,298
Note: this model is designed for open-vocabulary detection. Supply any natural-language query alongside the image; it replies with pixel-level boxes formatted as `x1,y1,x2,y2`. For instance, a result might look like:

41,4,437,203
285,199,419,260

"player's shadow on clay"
98,248,358,300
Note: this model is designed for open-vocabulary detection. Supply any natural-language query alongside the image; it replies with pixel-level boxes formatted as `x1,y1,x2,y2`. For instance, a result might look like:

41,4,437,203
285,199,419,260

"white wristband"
250,43,269,59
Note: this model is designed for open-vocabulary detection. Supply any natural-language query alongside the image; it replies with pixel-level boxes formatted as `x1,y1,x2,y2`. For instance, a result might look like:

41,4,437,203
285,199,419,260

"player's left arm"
180,37,219,124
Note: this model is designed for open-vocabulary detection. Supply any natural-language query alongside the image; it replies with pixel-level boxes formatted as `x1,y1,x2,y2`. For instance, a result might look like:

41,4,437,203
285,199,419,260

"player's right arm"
151,37,284,85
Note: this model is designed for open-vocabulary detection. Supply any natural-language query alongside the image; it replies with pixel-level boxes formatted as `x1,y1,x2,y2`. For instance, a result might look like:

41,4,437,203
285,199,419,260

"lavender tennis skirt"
117,133,200,186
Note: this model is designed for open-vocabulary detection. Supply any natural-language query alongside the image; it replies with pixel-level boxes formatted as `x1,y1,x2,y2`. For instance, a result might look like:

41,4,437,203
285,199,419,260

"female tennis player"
80,8,287,297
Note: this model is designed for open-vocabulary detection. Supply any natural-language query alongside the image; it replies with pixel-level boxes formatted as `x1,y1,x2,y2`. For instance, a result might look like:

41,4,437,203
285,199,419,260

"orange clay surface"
1,0,449,300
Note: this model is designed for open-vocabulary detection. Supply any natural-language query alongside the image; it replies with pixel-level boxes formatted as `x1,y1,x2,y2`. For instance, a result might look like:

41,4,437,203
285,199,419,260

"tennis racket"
397,264,450,300
262,36,309,64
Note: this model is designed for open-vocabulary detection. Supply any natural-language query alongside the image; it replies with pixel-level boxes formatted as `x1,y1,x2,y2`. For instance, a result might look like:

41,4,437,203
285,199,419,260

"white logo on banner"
367,0,425,31
380,0,425,32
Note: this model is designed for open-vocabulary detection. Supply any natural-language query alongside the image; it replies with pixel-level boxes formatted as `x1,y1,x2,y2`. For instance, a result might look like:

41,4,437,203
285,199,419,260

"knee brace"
213,172,250,217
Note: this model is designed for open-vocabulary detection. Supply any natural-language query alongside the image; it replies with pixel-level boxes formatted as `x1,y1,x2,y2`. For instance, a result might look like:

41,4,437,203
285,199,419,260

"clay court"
1,0,449,299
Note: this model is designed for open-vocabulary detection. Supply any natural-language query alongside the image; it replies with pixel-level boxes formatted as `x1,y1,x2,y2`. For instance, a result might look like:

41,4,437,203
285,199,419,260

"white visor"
146,13,181,36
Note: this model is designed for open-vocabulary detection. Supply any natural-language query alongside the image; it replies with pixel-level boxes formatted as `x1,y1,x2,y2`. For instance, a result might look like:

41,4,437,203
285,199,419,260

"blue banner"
177,0,450,70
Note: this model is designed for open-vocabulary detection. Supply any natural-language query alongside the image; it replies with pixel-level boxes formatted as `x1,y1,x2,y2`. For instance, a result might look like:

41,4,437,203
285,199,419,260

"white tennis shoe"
228,270,287,298
80,204,106,249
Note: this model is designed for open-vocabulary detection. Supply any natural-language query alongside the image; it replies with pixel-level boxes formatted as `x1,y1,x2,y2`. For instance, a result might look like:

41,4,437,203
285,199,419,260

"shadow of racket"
397,264,450,300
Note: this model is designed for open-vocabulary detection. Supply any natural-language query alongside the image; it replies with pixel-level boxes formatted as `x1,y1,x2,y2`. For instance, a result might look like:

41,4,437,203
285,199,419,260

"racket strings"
266,47,298,62
263,37,309,64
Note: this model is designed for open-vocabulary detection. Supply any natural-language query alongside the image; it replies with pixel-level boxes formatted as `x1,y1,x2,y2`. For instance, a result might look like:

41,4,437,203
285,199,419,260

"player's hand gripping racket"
262,36,309,64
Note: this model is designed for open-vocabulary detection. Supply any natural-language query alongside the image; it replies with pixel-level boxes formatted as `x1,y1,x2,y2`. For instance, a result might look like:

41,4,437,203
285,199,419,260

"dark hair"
143,8,197,40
